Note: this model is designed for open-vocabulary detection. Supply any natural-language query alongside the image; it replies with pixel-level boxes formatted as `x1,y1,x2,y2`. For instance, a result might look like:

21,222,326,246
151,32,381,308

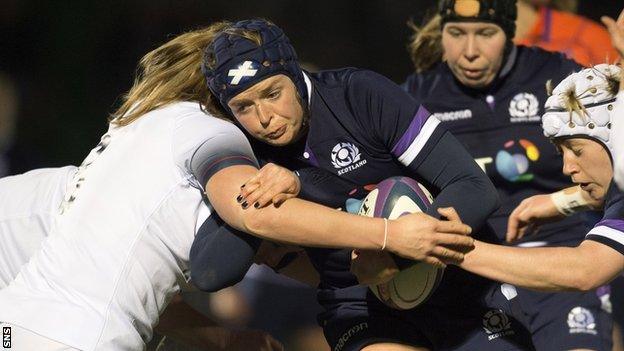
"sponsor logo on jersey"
331,142,367,175
228,60,259,85
482,309,515,341
432,109,473,122
333,322,368,351
494,139,540,182
567,307,597,335
509,93,541,123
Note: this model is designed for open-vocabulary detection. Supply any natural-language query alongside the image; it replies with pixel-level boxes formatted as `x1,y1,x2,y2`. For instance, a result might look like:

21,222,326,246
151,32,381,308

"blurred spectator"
515,0,620,66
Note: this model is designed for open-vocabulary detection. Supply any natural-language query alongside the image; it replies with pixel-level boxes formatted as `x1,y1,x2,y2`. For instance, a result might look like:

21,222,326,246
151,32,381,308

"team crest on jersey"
228,60,259,85
482,309,515,341
508,93,540,123
567,307,597,335
331,142,367,175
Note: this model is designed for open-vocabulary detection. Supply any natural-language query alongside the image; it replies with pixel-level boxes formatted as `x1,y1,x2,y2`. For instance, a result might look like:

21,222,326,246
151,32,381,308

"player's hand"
225,329,284,351
386,208,474,267
238,163,301,209
350,249,399,285
506,194,564,242
602,9,624,59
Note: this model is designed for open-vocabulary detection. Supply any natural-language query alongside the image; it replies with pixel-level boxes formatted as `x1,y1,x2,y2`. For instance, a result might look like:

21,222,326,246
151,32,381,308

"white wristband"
550,189,590,216
381,218,388,251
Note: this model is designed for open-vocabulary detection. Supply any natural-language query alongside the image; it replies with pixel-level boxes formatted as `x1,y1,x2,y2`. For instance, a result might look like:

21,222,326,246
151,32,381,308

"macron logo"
228,61,258,85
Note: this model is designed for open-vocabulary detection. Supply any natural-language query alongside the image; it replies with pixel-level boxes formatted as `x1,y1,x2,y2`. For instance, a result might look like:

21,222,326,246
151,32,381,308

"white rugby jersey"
0,166,76,288
0,102,257,350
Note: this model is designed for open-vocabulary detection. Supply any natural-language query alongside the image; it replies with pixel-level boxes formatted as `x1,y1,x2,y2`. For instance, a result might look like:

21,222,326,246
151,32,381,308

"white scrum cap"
542,63,621,156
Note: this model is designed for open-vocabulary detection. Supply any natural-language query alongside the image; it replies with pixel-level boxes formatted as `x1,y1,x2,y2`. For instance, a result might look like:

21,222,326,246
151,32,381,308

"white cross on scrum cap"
228,61,258,85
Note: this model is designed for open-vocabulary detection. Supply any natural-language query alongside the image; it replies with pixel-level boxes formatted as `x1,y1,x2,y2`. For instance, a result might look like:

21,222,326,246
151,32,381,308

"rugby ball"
358,176,444,310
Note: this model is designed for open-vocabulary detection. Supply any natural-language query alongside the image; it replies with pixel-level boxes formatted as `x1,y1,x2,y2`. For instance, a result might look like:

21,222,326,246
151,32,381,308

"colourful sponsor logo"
495,139,540,182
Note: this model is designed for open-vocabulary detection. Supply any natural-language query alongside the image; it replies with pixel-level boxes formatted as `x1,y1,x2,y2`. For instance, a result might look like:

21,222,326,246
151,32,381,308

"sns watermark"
2,326,10,348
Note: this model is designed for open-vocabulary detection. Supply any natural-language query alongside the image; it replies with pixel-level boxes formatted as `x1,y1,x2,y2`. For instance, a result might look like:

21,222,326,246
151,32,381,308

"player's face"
442,22,507,89
558,138,613,200
228,74,305,146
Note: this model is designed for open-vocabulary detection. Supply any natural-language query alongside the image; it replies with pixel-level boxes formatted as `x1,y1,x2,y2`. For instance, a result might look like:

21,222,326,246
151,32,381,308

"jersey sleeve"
346,70,444,169
347,70,498,233
586,186,624,255
173,112,259,189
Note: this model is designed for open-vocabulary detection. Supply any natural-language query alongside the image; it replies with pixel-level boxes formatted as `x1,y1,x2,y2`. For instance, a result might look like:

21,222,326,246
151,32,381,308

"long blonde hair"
407,15,444,74
110,22,230,126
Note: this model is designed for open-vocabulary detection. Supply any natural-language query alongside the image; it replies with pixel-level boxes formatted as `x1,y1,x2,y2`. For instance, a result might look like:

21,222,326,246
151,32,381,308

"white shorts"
0,166,76,288
0,323,78,351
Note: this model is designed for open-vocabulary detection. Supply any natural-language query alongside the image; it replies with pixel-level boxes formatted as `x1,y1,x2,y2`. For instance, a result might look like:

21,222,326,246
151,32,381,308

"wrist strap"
550,189,590,216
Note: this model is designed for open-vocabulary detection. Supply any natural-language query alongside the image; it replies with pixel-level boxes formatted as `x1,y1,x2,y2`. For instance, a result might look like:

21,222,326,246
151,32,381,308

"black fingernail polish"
254,202,259,208
241,201,248,209
236,195,242,203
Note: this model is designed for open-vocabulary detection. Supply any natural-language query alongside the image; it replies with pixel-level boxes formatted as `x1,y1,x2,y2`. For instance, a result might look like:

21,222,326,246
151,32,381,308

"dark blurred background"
0,1,620,173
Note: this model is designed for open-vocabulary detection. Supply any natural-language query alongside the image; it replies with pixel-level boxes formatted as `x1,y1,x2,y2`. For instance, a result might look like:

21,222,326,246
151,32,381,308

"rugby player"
0,22,471,351
403,0,612,348
197,19,540,351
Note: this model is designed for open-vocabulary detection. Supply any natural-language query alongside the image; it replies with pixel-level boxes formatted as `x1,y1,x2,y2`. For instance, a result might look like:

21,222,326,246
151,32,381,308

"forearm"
414,131,499,231
243,197,384,249
207,165,385,250
460,240,592,292
551,185,603,214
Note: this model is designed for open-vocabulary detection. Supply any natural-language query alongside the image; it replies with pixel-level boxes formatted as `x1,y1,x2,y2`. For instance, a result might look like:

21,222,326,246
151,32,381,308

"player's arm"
460,239,624,292
506,185,603,242
348,70,499,233
191,130,472,274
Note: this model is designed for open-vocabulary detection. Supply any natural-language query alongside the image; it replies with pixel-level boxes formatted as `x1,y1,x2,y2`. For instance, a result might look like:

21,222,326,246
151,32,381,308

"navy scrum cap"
202,19,307,113
439,0,517,40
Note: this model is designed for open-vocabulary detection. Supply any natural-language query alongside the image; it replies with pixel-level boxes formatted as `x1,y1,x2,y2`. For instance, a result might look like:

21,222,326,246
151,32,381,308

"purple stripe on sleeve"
596,219,624,233
391,106,431,157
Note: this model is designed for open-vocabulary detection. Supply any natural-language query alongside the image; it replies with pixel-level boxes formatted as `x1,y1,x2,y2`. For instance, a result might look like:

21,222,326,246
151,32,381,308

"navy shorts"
319,268,535,351
515,285,612,350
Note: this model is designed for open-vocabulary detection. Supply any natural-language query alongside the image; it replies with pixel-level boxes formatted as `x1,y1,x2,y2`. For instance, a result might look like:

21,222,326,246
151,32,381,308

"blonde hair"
110,22,230,126
407,15,444,73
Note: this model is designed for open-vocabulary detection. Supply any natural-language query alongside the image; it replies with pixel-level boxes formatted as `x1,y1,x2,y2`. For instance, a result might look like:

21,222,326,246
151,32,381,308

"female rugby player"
198,19,538,351
402,0,612,349
0,22,473,351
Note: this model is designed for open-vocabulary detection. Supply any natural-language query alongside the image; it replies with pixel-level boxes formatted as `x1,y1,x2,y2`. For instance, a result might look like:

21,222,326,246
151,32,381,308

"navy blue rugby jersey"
251,68,499,293
586,182,624,254
404,46,585,245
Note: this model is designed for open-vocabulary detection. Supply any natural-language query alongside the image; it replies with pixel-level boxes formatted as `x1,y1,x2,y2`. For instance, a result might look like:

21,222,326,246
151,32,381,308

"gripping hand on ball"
387,209,474,267
238,163,301,209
